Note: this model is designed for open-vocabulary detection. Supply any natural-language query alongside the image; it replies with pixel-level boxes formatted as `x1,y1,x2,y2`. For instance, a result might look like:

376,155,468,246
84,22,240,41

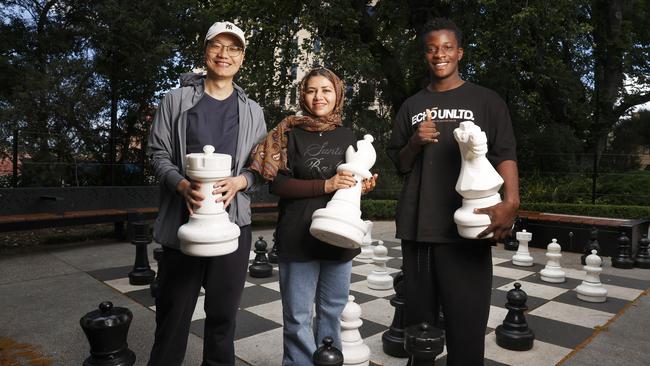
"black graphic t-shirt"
271,126,360,261
387,82,517,243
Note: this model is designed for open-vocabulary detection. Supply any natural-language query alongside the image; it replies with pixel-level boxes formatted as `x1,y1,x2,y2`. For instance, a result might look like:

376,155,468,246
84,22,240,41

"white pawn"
358,220,374,260
367,240,392,290
576,249,608,303
512,229,534,267
540,239,566,283
341,295,371,366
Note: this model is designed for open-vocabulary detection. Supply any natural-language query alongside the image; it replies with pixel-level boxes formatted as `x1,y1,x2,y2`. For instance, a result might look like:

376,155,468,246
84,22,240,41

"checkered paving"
88,240,650,366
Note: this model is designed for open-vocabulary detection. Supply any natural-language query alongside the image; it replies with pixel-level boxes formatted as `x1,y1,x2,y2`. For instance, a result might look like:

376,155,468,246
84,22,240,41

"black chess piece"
128,222,155,285
504,217,521,251
150,245,164,298
404,322,444,366
634,234,650,269
312,336,343,366
249,236,273,278
495,282,535,351
80,301,136,366
382,270,408,357
612,231,635,269
581,228,601,265
268,232,279,264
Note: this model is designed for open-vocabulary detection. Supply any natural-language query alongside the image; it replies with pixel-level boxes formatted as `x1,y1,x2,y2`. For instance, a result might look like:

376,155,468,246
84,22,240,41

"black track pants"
148,225,252,366
401,240,492,366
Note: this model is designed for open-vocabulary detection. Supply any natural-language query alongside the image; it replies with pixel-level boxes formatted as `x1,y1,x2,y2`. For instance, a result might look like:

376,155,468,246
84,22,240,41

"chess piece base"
249,264,273,278
367,271,393,290
178,213,240,257
539,269,566,283
381,330,408,358
512,255,534,267
310,211,366,249
576,282,607,303
454,194,501,239
83,348,136,366
495,325,534,351
634,257,650,269
128,269,155,286
612,258,635,269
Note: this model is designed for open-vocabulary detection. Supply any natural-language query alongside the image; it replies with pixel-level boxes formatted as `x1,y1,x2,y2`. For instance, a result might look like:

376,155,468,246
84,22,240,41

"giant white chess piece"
341,295,371,366
452,121,504,239
540,238,566,283
177,145,240,256
310,135,376,248
576,249,608,303
358,220,375,260
512,229,534,267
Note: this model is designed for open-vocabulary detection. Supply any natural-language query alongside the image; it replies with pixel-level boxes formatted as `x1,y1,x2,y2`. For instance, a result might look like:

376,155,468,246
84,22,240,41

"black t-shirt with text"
271,126,360,261
387,82,517,243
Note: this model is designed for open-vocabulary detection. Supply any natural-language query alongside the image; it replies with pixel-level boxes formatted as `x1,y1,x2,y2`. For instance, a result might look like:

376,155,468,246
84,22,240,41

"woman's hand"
361,173,378,195
324,171,357,193
214,175,248,208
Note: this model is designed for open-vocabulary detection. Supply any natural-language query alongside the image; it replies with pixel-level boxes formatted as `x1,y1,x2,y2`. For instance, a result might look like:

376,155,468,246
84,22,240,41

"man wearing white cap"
147,21,267,365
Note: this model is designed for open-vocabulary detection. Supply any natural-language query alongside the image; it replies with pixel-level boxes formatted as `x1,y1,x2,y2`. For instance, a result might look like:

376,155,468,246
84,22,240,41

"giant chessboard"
88,239,650,366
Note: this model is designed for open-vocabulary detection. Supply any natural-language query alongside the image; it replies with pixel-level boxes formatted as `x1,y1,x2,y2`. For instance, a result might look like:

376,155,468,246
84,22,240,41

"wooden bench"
516,210,649,256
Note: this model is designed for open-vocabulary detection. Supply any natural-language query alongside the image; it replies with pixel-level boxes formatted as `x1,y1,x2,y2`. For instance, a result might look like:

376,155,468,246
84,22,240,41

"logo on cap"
226,24,233,30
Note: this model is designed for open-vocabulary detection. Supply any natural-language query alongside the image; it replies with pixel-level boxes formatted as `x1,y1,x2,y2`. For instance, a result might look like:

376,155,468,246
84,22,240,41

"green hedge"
361,199,650,220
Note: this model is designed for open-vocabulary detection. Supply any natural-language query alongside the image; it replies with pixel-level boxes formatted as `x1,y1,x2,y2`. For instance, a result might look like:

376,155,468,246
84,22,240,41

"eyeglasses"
425,45,456,55
206,41,244,57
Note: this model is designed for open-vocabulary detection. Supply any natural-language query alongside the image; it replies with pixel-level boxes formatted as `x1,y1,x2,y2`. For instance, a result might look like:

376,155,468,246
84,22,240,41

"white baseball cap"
205,21,246,48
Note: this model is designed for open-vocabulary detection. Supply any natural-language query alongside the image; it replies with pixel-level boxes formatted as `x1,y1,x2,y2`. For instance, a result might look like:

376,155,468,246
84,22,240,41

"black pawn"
80,301,136,366
249,236,273,278
612,232,635,269
128,222,155,285
634,234,650,269
495,282,535,351
382,270,408,357
504,217,521,251
312,336,343,366
150,246,164,298
404,322,445,365
581,228,601,265
268,234,279,264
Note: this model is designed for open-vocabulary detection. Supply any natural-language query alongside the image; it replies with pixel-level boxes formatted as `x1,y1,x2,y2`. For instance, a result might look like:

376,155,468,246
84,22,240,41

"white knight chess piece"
310,135,376,248
177,145,240,256
452,121,504,239
358,220,375,260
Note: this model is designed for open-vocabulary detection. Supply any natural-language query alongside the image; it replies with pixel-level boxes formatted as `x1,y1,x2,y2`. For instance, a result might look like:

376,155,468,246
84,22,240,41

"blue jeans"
278,259,352,366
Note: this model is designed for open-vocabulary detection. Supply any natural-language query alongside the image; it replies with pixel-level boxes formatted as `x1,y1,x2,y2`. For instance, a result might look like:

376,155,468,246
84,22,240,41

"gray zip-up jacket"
147,73,267,249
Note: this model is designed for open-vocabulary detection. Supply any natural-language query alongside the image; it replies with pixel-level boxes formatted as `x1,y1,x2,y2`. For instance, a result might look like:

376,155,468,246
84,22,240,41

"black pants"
148,225,252,366
401,240,492,366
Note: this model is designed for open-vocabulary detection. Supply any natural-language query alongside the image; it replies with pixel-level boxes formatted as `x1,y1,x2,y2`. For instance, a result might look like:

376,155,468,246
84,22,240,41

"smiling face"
204,33,244,80
423,29,464,83
304,75,337,117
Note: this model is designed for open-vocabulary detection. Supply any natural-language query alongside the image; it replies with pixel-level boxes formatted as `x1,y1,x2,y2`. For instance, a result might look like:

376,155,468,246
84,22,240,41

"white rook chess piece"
540,239,566,283
358,220,374,260
512,229,534,267
341,295,370,366
177,145,240,256
367,240,392,290
310,135,376,248
576,249,608,303
452,121,504,239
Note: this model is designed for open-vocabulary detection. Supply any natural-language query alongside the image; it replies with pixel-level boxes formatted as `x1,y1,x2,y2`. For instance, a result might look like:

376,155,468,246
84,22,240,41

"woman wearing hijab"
250,67,377,365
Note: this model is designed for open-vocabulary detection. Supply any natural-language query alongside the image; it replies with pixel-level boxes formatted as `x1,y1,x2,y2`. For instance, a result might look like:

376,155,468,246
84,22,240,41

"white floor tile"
497,280,569,300
528,301,614,328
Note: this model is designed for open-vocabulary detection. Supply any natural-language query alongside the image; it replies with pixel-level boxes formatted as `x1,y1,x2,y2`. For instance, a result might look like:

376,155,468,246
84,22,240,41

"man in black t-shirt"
387,18,519,365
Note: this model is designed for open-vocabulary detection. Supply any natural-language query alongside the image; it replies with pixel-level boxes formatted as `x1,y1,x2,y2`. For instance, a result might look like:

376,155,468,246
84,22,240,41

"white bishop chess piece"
576,249,608,303
310,135,376,248
512,229,534,267
367,240,393,290
358,220,375,260
340,295,370,366
540,239,566,283
177,145,240,256
452,121,504,239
